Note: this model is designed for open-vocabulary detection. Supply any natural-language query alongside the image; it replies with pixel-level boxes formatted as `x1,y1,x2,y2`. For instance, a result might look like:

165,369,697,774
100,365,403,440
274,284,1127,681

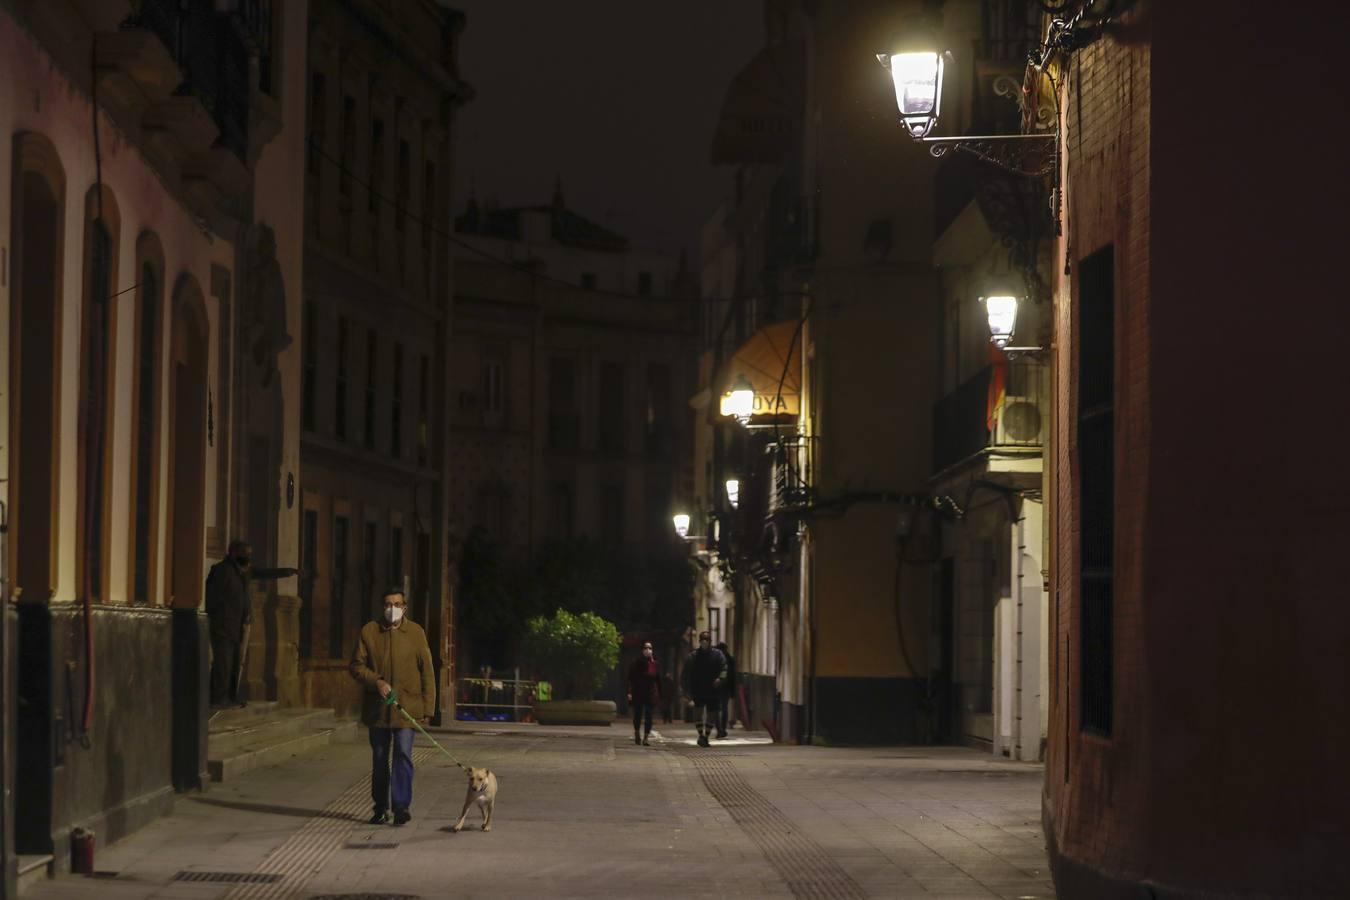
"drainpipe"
1013,511,1025,761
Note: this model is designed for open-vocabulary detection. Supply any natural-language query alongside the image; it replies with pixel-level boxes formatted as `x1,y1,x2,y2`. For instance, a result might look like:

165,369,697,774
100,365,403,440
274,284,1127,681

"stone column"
269,594,303,706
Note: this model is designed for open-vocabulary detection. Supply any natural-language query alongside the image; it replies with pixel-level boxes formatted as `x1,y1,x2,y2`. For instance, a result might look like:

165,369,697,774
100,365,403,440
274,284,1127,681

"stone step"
16,854,52,896
208,718,359,782
207,700,282,726
208,707,339,755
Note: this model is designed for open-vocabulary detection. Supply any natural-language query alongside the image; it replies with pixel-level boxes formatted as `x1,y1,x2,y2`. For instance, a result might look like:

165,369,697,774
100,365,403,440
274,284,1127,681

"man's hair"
716,642,728,653
381,586,406,603
228,540,251,554
698,630,711,641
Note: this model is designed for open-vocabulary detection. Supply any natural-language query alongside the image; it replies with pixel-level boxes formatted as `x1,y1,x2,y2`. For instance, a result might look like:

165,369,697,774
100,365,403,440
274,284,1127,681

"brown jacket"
349,618,436,729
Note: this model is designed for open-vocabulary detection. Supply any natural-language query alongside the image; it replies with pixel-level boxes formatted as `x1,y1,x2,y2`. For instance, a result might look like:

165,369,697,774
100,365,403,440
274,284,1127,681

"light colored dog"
451,767,497,832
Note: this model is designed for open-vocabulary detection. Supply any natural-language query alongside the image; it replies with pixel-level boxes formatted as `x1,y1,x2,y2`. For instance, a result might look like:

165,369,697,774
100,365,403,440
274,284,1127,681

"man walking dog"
350,585,436,825
682,631,727,747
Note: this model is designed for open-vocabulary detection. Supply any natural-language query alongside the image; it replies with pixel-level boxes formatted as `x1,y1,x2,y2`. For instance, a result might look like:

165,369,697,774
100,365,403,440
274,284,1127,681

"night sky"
450,2,763,260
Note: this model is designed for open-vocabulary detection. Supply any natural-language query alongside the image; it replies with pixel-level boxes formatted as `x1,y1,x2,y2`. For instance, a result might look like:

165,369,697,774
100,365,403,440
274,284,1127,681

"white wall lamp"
725,478,741,510
720,374,755,427
983,294,1043,355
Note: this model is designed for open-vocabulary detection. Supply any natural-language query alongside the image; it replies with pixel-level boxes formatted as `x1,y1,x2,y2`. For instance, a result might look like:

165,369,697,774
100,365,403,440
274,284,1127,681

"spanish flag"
986,344,1008,433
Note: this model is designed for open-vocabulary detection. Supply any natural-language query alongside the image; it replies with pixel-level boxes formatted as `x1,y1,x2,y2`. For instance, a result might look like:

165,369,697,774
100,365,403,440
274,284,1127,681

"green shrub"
523,609,620,700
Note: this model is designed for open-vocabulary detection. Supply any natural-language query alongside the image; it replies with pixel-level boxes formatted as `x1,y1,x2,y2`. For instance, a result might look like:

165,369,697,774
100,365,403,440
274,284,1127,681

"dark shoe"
634,733,641,746
392,809,411,826
716,731,728,739
368,811,388,825
642,736,651,746
697,734,710,747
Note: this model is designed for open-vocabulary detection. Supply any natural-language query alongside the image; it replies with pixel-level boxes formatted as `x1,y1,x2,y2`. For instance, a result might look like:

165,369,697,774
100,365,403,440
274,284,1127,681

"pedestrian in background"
681,631,727,747
627,641,662,746
715,641,737,739
350,586,436,826
204,540,297,709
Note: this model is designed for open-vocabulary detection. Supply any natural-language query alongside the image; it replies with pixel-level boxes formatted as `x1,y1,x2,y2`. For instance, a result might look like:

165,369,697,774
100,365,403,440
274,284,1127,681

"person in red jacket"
626,641,663,746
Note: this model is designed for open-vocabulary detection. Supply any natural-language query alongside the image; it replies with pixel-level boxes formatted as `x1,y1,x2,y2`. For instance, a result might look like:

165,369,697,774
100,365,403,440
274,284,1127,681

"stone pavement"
26,720,1056,899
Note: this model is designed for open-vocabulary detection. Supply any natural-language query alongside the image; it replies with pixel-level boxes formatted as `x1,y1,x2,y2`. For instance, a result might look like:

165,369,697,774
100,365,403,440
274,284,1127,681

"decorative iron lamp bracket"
921,133,1056,179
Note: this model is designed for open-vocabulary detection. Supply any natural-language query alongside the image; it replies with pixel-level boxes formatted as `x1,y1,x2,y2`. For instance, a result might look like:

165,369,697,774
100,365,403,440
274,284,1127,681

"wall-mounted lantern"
877,51,945,139
719,374,755,426
725,478,741,509
672,513,691,539
983,295,1019,349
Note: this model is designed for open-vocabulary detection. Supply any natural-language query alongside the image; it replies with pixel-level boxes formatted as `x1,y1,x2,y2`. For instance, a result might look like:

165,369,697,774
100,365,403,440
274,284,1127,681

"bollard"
71,827,95,875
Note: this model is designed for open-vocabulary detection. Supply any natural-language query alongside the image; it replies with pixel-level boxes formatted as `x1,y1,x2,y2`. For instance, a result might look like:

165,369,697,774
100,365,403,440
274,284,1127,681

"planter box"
533,700,616,726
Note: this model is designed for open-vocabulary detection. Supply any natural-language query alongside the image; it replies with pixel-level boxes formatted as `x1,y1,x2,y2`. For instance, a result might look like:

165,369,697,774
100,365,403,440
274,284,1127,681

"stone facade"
297,0,470,723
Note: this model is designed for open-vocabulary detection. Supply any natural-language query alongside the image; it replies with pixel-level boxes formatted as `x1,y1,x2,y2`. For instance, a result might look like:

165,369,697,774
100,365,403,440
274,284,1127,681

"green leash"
382,687,471,772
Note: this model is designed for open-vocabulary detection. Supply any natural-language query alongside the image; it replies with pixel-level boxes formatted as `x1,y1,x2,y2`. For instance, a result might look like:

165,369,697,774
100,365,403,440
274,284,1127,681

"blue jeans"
369,727,415,813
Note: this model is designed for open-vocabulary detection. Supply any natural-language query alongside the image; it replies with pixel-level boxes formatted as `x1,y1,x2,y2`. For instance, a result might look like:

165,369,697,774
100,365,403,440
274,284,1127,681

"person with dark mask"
204,540,298,708
681,631,727,747
715,641,737,739
626,641,663,746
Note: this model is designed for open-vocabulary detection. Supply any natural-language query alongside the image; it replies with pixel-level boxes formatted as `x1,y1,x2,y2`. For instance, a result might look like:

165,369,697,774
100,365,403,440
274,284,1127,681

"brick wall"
1045,3,1350,896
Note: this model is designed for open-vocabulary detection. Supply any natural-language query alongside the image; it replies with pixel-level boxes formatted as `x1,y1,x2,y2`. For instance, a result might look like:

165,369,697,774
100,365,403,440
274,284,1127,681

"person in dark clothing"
715,641,737,739
681,631,727,747
627,641,663,746
204,540,297,708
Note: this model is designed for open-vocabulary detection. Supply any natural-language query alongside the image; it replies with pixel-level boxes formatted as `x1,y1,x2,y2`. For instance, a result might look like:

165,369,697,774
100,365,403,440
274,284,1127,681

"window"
645,481,671,547
418,354,430,467
362,521,378,617
339,95,355,198
391,342,404,458
645,363,672,455
307,72,326,178
299,509,318,658
369,118,384,214
597,361,625,455
131,260,159,604
477,484,507,538
302,301,318,431
422,160,436,269
1078,245,1115,737
547,358,579,451
638,271,653,297
482,358,504,427
415,531,432,626
79,213,115,602
580,273,597,290
388,525,404,588
335,316,350,440
330,515,349,658
396,139,410,234
549,483,575,539
363,329,377,450
599,484,624,546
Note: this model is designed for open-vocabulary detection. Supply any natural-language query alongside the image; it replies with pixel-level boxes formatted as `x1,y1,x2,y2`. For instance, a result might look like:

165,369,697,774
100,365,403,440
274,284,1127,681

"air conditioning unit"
993,395,1043,446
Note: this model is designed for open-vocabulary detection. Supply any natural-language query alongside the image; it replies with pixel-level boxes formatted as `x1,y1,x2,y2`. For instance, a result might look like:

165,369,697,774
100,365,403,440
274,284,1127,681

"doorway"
9,139,66,854
166,284,209,607
933,558,958,744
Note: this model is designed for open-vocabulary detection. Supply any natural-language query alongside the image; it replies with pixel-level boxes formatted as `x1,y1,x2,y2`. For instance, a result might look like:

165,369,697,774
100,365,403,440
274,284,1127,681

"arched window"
7,133,67,601
78,185,121,604
129,233,166,604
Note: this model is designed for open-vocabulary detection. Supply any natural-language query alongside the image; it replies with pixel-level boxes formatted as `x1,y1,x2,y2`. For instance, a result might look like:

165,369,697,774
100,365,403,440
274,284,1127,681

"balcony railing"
933,358,1045,473
125,0,260,159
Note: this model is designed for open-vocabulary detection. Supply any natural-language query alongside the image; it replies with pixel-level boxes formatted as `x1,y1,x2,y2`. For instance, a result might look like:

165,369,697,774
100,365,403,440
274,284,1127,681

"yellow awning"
713,319,801,422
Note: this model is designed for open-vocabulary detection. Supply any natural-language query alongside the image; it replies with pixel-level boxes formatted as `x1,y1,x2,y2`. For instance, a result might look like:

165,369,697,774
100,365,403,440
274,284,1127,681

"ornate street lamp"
725,478,741,510
720,374,756,426
984,295,1019,349
878,51,944,139
877,47,1055,177
672,513,691,539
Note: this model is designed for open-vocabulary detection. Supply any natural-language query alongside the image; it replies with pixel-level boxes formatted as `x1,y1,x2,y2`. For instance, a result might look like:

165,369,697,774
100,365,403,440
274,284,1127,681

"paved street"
29,723,1055,899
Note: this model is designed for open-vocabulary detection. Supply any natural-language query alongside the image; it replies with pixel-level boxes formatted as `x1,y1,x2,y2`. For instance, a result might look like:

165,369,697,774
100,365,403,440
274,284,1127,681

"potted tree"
525,609,620,726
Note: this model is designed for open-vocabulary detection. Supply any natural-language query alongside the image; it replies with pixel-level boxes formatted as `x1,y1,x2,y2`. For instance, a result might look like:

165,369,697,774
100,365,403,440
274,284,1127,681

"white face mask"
385,606,405,625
